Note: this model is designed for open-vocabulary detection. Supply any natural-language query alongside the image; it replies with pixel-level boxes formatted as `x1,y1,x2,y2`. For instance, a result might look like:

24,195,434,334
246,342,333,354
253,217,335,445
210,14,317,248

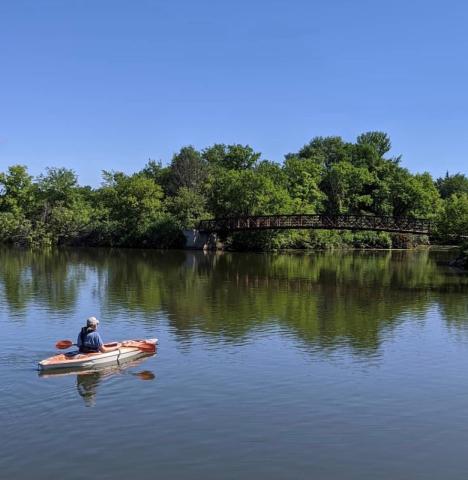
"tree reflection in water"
4,247,468,358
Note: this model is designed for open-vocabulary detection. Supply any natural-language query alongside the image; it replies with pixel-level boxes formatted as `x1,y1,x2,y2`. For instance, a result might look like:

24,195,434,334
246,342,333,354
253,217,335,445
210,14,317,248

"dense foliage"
0,132,466,250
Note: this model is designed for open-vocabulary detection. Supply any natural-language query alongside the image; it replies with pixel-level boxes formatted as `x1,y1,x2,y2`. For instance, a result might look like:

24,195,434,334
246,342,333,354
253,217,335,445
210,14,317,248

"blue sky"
1,0,467,186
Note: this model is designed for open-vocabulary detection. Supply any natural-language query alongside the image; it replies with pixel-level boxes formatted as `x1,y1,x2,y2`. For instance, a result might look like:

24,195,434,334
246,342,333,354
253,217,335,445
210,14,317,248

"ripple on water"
1,248,468,480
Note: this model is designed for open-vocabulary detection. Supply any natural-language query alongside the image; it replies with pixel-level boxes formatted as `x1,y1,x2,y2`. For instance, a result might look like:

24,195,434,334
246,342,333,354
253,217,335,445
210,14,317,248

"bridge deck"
198,214,432,235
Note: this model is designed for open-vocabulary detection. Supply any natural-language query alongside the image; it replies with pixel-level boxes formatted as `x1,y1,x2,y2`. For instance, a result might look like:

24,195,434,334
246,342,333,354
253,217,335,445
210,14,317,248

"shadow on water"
38,354,156,407
2,247,468,357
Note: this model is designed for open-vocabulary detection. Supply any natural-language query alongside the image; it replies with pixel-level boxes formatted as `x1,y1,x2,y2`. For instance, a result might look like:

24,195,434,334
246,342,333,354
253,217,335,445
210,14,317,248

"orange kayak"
38,338,158,371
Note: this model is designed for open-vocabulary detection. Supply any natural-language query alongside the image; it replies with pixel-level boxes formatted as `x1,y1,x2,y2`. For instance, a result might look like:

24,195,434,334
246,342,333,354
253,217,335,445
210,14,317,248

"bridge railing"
198,214,432,235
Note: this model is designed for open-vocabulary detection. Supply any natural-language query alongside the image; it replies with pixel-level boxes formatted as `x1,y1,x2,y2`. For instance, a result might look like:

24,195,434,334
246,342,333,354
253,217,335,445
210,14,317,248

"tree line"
0,131,467,250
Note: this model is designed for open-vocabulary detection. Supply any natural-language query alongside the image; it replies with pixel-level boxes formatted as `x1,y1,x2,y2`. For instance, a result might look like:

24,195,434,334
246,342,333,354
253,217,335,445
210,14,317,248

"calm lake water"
1,247,468,479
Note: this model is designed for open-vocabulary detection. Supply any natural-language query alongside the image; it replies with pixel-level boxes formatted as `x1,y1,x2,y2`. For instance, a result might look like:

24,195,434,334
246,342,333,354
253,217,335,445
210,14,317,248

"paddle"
121,340,156,353
134,370,156,380
55,339,156,353
56,340,74,349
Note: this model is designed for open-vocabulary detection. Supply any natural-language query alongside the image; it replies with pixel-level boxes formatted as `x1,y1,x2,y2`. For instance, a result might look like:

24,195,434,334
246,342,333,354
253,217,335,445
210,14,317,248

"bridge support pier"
183,229,221,250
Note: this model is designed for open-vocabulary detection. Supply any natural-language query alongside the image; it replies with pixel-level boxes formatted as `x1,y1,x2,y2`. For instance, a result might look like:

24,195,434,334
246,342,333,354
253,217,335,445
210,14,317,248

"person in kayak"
77,316,120,353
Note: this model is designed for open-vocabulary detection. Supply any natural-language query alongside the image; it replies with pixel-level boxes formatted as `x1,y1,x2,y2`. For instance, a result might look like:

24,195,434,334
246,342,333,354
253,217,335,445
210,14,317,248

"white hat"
87,316,100,327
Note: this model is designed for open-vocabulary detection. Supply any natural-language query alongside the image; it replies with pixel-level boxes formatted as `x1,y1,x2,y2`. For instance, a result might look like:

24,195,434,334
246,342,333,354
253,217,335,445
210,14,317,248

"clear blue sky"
1,0,467,186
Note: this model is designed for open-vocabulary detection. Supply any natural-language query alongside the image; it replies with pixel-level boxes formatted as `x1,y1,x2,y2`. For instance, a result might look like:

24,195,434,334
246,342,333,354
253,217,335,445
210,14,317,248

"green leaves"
168,146,208,193
322,161,375,214
436,172,468,199
164,187,208,229
36,167,79,207
283,157,325,212
203,144,261,170
98,172,164,245
356,131,392,156
207,168,292,218
436,193,468,241
0,132,461,250
0,165,35,215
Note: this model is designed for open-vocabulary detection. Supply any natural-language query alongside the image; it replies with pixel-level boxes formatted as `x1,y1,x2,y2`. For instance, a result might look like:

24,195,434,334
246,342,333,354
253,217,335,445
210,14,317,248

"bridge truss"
198,214,432,235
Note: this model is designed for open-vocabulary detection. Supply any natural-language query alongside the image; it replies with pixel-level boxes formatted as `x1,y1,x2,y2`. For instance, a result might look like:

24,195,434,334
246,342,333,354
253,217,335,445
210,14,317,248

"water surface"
1,247,468,479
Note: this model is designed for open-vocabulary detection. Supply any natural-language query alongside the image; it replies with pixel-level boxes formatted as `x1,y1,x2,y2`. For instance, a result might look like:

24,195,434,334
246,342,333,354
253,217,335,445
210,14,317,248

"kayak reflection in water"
76,361,156,406
77,316,121,354
39,355,156,407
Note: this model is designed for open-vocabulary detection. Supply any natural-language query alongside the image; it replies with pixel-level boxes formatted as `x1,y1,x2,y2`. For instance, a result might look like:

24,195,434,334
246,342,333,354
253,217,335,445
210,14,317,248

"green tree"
289,136,350,169
283,157,325,212
203,144,261,170
33,167,93,245
322,161,375,214
36,167,79,207
256,160,288,187
141,160,172,194
99,171,164,245
389,170,441,218
436,193,468,240
168,146,207,193
164,187,208,228
436,172,468,199
207,169,292,218
0,165,35,215
356,131,392,156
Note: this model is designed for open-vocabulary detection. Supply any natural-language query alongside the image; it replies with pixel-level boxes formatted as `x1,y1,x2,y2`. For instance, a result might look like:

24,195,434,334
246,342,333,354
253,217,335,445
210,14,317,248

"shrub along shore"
1,132,467,251
450,242,468,269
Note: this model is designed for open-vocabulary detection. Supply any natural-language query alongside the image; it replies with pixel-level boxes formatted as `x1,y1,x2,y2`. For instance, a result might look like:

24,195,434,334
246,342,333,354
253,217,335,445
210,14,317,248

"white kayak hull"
38,338,158,371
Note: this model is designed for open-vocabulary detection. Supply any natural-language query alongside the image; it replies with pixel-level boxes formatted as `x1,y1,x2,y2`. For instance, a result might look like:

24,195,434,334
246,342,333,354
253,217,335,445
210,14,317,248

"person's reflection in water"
75,364,156,406
76,371,102,407
39,354,156,406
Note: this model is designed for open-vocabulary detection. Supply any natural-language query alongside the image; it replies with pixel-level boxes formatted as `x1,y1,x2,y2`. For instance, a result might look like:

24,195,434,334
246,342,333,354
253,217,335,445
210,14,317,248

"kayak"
38,338,158,371
38,355,155,379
